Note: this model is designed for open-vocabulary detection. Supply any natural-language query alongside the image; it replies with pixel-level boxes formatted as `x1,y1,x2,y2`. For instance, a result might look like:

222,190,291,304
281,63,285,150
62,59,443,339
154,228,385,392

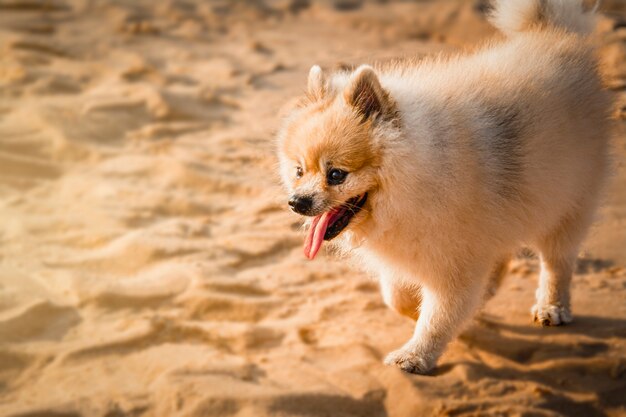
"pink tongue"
303,208,342,260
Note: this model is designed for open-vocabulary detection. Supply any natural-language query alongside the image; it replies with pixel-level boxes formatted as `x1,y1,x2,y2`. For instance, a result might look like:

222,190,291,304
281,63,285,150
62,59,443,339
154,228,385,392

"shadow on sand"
434,315,626,416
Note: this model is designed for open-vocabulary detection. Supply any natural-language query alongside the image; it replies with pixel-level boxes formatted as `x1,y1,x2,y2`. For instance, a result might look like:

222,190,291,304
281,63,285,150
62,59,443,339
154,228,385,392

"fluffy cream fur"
276,0,613,374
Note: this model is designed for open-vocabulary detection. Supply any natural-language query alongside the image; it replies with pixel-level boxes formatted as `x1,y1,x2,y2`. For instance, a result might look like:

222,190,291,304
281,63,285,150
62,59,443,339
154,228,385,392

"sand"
0,1,625,416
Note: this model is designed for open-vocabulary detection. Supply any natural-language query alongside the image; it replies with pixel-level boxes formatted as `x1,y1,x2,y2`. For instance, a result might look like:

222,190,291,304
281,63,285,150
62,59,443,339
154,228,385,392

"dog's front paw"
383,348,434,374
532,303,572,326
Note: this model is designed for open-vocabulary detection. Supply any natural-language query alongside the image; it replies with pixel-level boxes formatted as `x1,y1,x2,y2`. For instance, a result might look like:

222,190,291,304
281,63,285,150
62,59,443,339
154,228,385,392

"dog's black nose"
288,195,313,215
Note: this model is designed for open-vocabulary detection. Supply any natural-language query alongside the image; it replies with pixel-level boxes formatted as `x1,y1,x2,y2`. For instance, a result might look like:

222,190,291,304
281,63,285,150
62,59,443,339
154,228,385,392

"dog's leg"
532,251,574,326
532,210,590,326
484,254,511,301
384,274,487,374
380,276,421,321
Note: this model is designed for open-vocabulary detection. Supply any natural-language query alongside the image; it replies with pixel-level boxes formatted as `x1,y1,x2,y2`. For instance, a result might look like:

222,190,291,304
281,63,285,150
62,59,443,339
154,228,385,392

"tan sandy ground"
0,1,625,416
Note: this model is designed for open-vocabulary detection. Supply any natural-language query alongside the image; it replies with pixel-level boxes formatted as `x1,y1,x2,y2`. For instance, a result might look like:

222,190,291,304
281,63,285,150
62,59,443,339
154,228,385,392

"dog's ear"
344,65,394,122
307,65,326,101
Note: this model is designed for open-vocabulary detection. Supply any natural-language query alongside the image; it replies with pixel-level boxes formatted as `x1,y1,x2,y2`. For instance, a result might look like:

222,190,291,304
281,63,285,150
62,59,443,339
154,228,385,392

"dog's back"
368,0,613,258
485,0,611,246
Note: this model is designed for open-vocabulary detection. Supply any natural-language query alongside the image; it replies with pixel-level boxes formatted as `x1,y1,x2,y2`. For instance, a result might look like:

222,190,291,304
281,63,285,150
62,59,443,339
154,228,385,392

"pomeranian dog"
276,0,613,374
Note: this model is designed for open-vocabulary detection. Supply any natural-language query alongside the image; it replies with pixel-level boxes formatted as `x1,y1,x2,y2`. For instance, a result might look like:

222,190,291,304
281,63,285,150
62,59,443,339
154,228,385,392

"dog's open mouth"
303,193,368,260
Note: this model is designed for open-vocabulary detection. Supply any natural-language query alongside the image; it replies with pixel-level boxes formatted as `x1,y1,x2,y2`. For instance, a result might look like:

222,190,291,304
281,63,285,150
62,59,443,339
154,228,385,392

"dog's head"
276,65,399,259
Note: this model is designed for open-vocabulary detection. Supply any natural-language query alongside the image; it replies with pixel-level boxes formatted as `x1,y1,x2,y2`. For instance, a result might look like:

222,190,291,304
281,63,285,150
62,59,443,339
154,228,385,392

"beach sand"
0,1,625,416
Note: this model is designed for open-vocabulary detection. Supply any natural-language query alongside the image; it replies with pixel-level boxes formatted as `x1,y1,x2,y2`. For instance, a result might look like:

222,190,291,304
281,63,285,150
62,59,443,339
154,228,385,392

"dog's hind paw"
531,303,572,326
383,348,434,375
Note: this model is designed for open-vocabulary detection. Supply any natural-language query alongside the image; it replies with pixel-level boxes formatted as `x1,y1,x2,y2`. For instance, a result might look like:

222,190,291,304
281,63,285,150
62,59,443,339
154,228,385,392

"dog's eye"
327,168,348,185
295,166,303,178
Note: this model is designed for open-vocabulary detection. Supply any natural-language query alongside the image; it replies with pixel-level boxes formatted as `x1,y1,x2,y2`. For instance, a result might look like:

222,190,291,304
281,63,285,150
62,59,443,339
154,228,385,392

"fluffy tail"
489,0,598,36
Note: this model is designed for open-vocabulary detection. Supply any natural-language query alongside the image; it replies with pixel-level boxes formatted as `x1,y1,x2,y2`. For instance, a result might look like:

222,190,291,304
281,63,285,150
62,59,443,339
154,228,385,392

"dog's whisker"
327,198,371,215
